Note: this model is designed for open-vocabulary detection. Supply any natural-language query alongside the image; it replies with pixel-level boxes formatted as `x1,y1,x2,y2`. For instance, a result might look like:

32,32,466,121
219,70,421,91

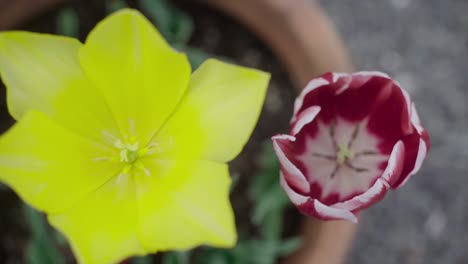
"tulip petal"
79,9,191,145
393,133,427,188
332,178,388,212
154,59,269,162
0,32,119,142
134,159,236,251
297,198,357,223
272,135,310,195
293,77,329,121
290,106,321,136
0,111,119,214
381,140,405,186
49,176,144,264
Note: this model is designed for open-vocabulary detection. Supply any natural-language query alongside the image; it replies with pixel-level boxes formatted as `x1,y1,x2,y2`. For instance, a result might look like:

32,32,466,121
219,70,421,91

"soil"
0,1,299,263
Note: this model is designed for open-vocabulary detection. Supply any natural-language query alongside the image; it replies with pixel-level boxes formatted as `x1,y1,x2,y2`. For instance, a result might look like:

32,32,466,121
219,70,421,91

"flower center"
119,143,140,164
97,130,161,181
336,143,354,164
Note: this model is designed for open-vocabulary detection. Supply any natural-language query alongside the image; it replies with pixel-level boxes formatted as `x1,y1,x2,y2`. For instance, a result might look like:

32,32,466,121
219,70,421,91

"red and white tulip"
272,72,430,223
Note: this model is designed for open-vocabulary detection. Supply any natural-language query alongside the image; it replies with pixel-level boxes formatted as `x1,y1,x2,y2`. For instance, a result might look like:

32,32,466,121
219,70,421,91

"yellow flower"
0,9,269,264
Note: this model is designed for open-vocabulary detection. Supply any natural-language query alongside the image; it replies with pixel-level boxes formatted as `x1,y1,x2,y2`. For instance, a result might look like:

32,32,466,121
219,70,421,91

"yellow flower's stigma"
0,8,270,264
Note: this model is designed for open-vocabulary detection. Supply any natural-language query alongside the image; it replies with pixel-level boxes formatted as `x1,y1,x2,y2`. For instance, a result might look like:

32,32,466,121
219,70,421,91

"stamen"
135,161,151,177
344,161,369,173
102,131,120,146
354,150,379,157
329,120,338,151
330,164,341,178
93,157,110,162
311,152,336,160
347,124,360,148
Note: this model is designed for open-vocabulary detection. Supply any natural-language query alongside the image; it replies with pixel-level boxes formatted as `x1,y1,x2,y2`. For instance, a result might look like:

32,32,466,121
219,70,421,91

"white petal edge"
332,178,388,211
272,135,310,194
313,199,358,223
332,72,349,82
399,138,428,188
352,71,390,79
291,106,321,136
280,172,309,205
411,103,426,135
292,77,329,122
381,140,405,186
333,73,352,95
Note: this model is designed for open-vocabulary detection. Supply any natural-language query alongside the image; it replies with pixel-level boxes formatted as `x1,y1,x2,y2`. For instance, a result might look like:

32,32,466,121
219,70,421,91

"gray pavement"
320,1,468,263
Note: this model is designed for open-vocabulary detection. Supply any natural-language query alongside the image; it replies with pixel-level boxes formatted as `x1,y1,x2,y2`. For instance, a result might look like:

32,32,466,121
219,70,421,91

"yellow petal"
49,176,144,264
79,9,191,145
134,158,236,251
154,59,270,162
0,111,119,213
0,32,120,143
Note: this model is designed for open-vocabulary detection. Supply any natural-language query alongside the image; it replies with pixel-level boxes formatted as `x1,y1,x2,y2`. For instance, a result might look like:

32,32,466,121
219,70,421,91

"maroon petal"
336,73,394,122
293,77,330,122
381,140,406,186
392,134,428,189
272,135,310,195
290,106,321,136
367,81,413,142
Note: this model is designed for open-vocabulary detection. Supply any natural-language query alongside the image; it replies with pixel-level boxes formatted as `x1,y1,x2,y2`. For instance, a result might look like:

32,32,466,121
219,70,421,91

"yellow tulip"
0,9,270,264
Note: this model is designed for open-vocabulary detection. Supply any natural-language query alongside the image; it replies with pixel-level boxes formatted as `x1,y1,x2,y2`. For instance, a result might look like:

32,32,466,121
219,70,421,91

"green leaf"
169,11,194,44
24,205,64,264
260,207,283,240
162,251,190,264
56,8,79,38
106,0,129,13
253,185,289,225
138,0,173,39
132,256,152,264
248,143,280,201
138,0,194,44
278,237,303,256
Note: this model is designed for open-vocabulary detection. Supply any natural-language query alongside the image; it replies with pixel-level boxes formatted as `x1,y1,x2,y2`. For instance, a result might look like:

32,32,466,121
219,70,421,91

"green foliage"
56,8,79,38
106,0,129,13
132,256,153,264
138,0,193,44
162,251,190,264
137,0,213,69
24,205,64,264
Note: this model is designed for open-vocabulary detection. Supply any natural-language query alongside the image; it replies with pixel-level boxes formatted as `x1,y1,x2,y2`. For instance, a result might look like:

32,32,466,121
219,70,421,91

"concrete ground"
320,1,468,263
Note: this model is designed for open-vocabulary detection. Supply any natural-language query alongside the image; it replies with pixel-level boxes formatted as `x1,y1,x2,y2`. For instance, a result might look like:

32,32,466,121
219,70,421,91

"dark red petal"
294,75,339,124
391,131,423,188
336,75,393,122
381,140,406,186
293,77,330,121
290,106,321,136
367,81,413,142
272,135,310,195
280,172,309,205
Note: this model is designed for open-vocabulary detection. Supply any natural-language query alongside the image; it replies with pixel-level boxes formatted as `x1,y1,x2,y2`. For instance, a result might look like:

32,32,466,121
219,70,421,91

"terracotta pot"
0,1,356,263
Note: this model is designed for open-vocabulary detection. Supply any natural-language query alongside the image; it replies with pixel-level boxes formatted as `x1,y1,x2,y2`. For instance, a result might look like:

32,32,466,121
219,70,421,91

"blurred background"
325,1,468,263
0,0,467,263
